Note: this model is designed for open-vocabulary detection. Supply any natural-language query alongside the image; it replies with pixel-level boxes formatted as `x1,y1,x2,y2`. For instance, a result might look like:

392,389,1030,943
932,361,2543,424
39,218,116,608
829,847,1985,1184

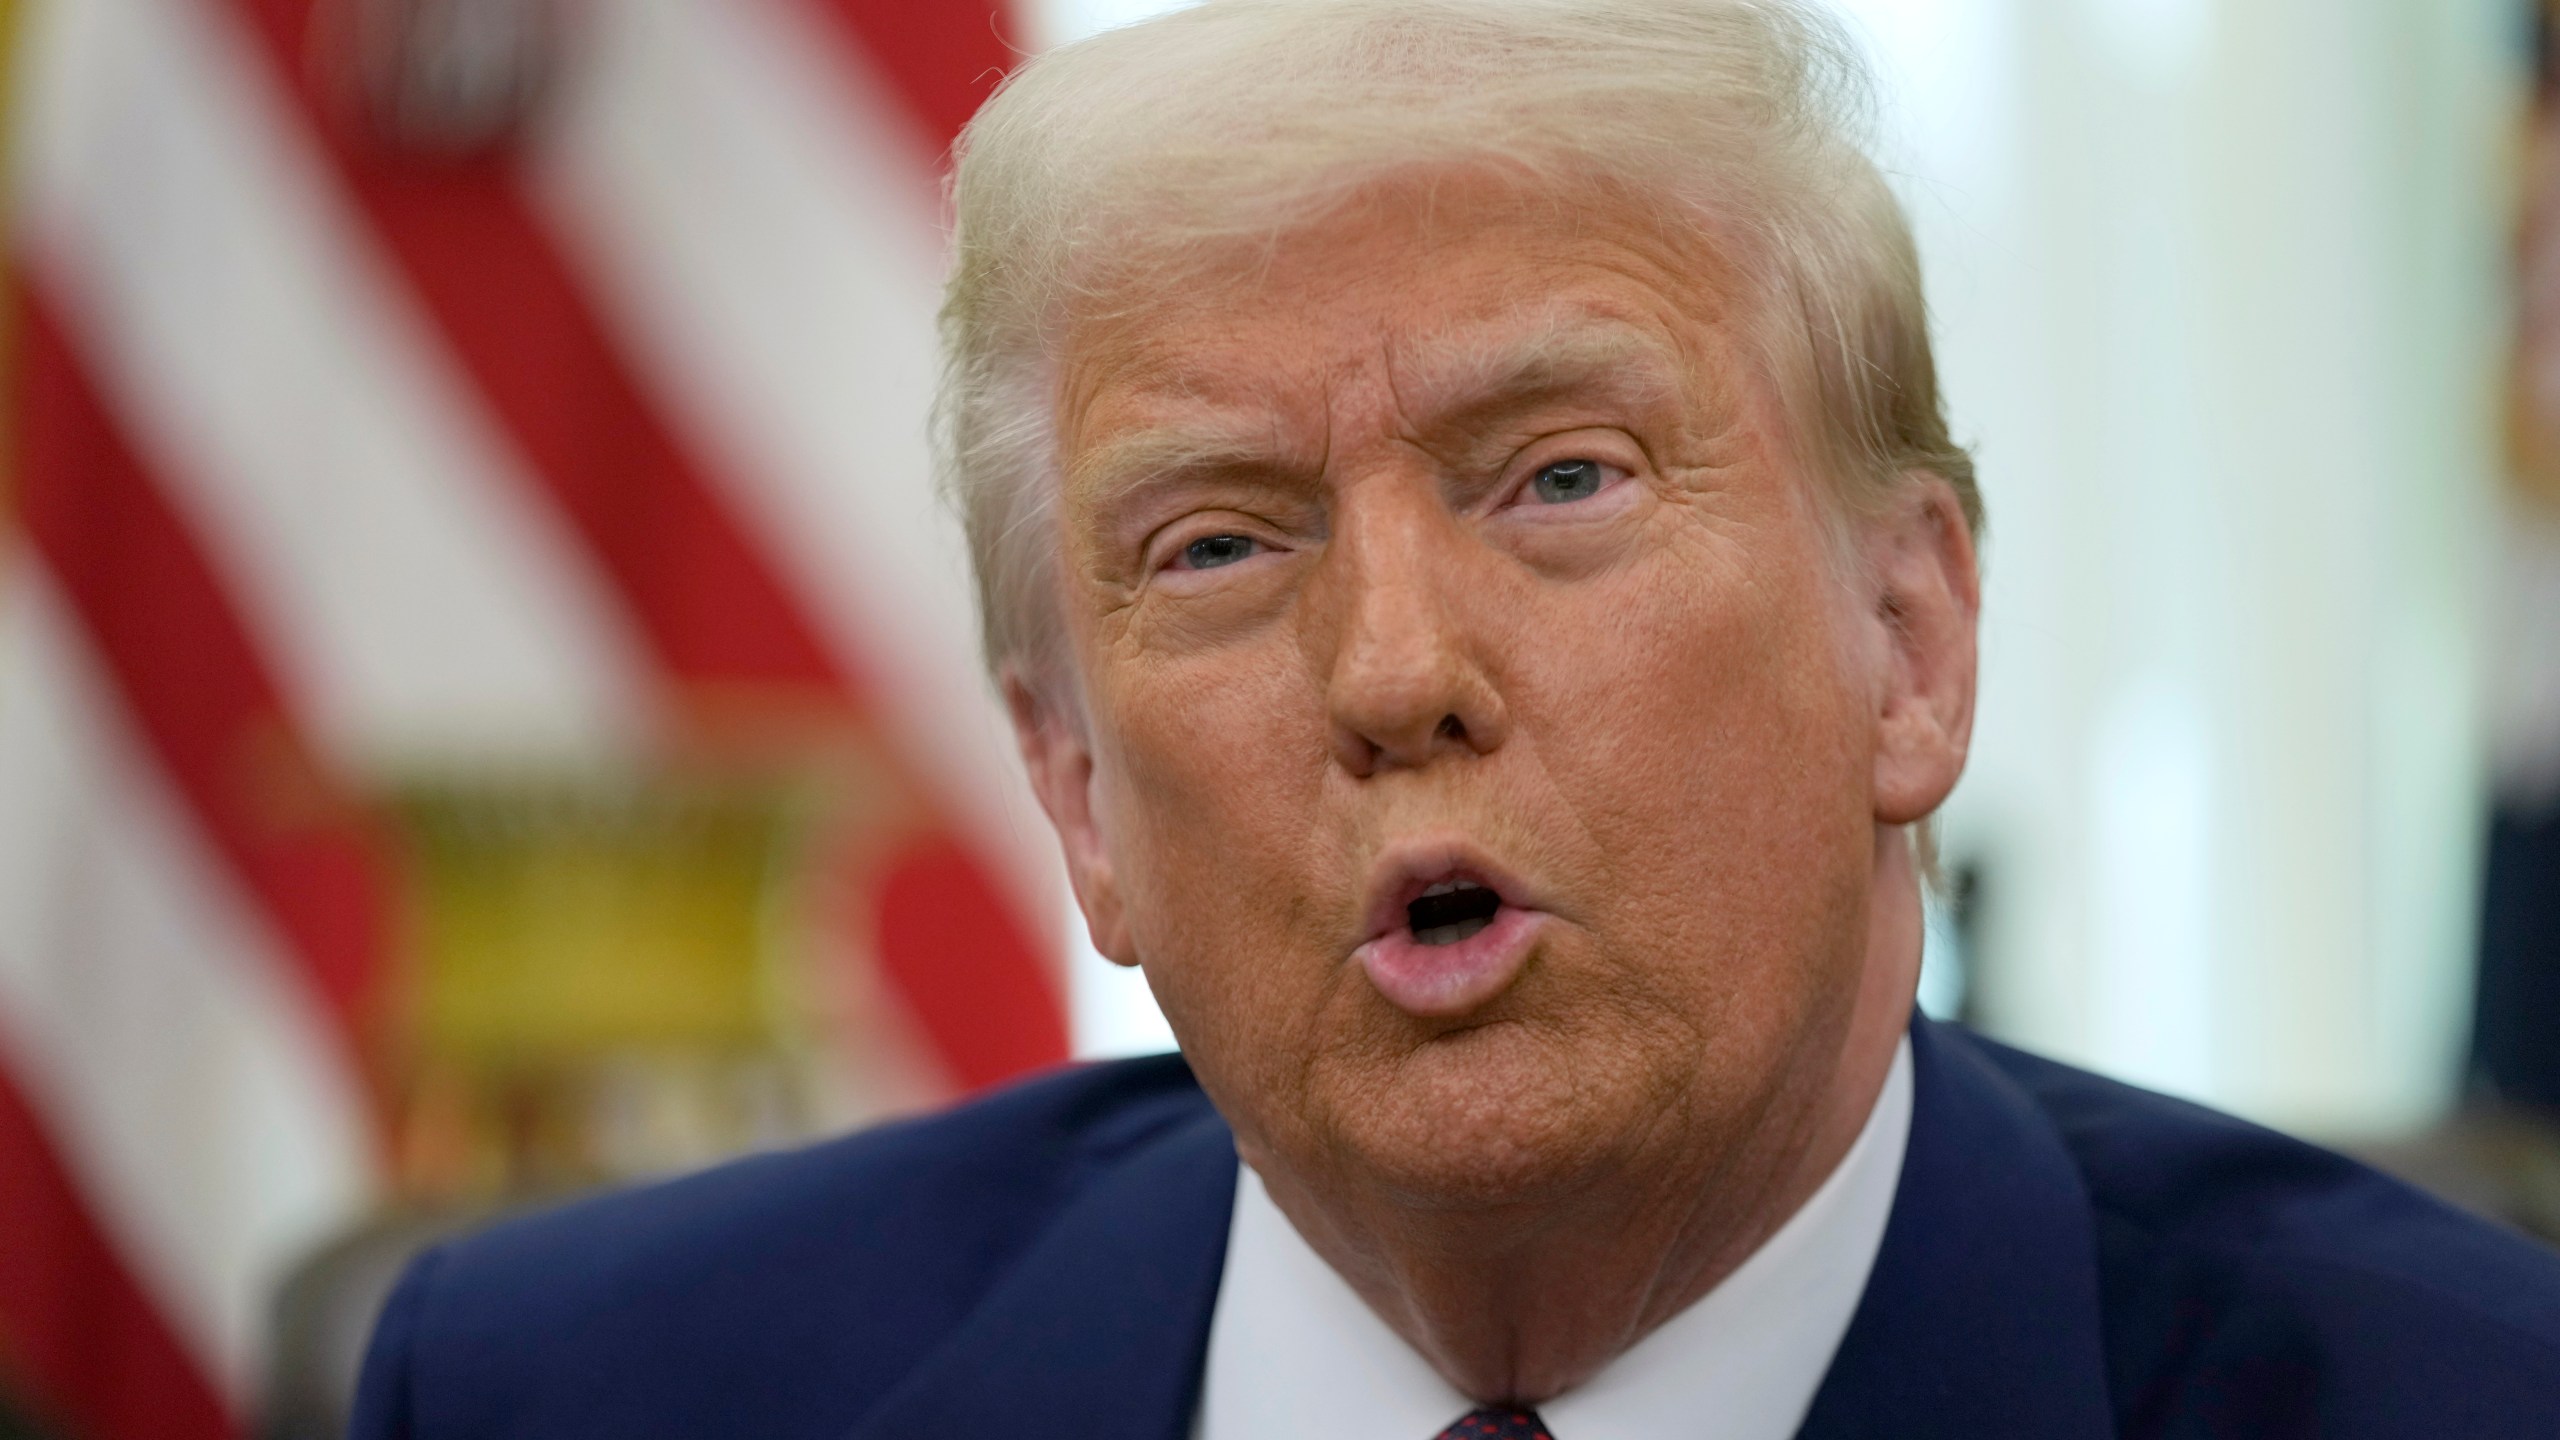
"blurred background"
0,0,2555,1436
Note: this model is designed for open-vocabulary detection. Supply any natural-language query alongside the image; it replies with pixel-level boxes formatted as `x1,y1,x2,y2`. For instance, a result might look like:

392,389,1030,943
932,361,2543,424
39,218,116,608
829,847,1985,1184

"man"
351,1,2560,1435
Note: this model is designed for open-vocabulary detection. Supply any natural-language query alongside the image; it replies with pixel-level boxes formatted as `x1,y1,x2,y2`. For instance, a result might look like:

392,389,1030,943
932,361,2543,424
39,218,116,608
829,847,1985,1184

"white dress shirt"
1195,1036,1914,1440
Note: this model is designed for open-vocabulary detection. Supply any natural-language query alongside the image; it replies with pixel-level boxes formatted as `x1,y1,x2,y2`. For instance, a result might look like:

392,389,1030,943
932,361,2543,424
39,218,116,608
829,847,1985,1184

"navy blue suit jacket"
350,1021,2560,1437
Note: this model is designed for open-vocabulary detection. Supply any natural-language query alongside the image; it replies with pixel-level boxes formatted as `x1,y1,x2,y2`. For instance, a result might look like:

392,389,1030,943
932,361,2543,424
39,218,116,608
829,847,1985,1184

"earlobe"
1002,664,1139,966
1867,482,1981,826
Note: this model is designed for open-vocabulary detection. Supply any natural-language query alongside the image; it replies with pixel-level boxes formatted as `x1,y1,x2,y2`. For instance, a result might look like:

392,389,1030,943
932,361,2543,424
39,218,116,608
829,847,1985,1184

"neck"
1255,828,1924,1404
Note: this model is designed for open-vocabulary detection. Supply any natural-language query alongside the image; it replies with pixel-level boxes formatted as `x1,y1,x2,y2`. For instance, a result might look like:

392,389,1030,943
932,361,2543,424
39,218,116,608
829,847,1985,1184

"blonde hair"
937,0,1979,677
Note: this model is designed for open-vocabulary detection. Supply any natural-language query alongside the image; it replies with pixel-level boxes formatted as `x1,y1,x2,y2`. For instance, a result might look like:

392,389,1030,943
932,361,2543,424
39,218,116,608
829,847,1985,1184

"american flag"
0,0,1071,1434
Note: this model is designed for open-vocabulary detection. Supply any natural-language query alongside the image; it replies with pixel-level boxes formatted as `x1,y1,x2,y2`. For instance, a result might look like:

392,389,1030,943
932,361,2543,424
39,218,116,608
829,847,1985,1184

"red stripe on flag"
872,832,1070,1091
0,1045,231,1440
237,0,843,696
219,0,1065,1087
15,284,388,1064
803,0,1020,153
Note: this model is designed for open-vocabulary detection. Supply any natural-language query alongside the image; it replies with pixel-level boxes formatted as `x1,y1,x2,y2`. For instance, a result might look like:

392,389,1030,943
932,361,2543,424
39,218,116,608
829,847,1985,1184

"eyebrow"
1064,417,1321,558
1068,315,1690,524
1071,418,1299,505
1393,319,1687,446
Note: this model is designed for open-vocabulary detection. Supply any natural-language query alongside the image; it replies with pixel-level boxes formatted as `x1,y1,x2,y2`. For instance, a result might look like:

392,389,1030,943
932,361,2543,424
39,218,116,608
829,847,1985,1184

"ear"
1863,480,1981,826
1003,663,1139,966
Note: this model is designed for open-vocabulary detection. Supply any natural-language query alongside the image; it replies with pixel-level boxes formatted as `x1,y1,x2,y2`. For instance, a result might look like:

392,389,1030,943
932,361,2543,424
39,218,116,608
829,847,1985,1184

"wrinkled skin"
1008,176,1979,1403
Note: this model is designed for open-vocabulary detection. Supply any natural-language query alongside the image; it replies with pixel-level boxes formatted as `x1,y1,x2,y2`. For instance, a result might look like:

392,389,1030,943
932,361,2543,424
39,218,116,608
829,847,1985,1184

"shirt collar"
1196,1036,1916,1440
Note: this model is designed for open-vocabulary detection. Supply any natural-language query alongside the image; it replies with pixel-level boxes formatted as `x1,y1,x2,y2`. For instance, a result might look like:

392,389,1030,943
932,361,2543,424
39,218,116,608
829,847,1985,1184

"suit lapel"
845,1104,1239,1440
1796,1020,2117,1438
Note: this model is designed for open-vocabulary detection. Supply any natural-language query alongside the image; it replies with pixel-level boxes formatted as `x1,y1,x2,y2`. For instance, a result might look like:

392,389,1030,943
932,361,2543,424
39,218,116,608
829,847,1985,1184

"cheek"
1533,525,1861,791
1084,643,1340,1010
1508,529,1874,988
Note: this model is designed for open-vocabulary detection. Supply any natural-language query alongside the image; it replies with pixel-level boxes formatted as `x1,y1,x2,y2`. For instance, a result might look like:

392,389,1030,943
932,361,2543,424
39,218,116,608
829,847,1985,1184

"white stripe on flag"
529,0,1058,902
12,0,655,774
0,568,376,1400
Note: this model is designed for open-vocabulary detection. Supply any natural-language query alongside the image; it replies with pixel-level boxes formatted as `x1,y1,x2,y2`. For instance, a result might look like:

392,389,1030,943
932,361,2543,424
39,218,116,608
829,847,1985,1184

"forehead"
1055,183,1752,462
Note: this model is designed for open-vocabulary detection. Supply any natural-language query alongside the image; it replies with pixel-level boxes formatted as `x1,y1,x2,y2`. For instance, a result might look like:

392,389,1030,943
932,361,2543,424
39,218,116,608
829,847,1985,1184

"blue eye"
1180,534,1258,570
1530,459,1608,504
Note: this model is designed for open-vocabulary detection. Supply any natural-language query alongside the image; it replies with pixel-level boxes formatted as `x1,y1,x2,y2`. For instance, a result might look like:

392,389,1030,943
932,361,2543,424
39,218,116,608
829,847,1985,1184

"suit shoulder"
363,1054,1217,1440
445,1049,1212,1279
1968,1033,2560,1431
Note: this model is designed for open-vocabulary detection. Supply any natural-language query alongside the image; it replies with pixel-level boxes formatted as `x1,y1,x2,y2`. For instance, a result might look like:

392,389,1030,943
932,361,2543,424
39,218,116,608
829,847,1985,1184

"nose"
1319,490,1508,778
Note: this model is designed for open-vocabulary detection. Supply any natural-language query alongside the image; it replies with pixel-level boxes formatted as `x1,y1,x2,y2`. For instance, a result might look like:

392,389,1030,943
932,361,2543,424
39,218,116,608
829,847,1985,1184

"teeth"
1419,879,1480,899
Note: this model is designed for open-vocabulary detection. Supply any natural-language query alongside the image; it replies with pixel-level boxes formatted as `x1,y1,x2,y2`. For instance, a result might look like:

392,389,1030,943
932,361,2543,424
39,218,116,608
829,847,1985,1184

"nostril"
1332,725,1386,778
1436,714,1465,742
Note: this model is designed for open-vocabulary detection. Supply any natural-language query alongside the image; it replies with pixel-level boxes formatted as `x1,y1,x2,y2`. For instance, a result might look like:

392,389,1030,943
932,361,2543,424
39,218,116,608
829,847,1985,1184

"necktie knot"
1435,1406,1554,1440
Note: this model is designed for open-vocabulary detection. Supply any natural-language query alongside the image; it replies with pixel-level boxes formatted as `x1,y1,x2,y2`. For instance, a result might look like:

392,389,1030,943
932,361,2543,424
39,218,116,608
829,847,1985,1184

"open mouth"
1355,846,1542,1017
1406,879,1502,946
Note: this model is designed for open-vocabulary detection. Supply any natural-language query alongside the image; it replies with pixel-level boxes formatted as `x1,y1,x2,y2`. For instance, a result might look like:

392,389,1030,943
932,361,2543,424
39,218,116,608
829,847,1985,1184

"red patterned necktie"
1436,1407,1554,1440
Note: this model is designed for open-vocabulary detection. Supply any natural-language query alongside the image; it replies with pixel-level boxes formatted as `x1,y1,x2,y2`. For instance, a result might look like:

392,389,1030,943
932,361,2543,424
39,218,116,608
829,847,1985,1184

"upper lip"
1355,836,1539,946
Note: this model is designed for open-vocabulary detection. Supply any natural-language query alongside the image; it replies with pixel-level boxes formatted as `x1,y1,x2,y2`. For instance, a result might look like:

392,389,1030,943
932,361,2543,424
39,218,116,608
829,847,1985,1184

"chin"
1326,1020,1630,1212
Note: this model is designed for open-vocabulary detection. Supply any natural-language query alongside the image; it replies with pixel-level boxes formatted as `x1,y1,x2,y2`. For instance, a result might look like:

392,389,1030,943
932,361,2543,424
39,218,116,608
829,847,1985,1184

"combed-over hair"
937,0,1980,678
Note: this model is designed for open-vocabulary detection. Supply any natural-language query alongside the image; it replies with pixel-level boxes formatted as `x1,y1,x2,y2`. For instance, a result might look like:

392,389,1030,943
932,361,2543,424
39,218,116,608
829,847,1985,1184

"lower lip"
1355,905,1545,1018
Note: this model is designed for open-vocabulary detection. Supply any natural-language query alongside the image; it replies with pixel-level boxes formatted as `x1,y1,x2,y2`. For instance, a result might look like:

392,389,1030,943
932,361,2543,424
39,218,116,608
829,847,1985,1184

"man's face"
1027,182,1897,1208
